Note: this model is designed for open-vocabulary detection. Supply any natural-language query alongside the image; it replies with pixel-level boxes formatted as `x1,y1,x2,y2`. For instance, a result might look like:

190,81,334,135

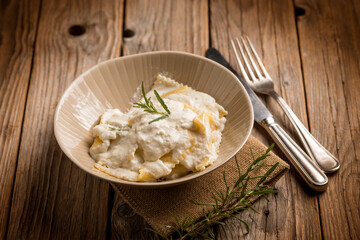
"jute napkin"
111,136,289,236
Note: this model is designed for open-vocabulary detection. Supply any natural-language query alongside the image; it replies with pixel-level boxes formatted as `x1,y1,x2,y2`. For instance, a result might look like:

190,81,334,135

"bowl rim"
54,50,254,187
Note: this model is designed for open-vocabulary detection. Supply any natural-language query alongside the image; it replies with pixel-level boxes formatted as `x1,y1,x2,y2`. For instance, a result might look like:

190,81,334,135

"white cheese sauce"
89,75,227,182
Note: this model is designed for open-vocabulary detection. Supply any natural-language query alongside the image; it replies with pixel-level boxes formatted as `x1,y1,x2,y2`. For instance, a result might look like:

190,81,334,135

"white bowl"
54,51,254,187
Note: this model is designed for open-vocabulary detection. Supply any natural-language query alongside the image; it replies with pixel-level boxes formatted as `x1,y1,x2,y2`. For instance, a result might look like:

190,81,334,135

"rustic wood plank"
210,0,322,239
111,191,160,240
294,0,360,238
111,0,209,239
123,0,209,56
6,0,123,238
0,0,40,238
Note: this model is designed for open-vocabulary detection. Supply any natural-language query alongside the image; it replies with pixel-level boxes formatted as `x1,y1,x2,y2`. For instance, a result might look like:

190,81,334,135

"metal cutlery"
231,37,340,173
206,48,328,191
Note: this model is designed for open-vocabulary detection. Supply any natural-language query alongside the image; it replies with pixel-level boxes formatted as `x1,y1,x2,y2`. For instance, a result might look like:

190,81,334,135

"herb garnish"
134,82,171,124
108,126,128,132
148,144,286,239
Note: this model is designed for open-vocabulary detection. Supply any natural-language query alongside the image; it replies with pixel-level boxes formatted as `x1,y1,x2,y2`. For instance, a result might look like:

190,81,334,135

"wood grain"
3,0,359,239
295,0,360,238
111,0,209,239
0,0,40,238
210,0,322,239
123,0,209,55
111,190,160,240
5,0,123,238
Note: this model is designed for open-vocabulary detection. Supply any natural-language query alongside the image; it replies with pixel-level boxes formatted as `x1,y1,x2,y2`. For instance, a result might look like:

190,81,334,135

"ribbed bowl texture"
54,51,254,187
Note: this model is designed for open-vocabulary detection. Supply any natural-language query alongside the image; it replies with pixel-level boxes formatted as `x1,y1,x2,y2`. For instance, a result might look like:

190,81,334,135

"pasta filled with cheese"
89,75,227,182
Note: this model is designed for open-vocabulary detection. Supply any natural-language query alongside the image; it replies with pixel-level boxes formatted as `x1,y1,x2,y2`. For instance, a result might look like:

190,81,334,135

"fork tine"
231,40,251,83
241,37,263,79
235,38,257,82
245,36,271,79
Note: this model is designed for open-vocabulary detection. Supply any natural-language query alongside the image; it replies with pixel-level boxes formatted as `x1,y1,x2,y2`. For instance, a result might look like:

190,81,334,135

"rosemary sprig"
133,82,171,124
108,126,128,132
147,144,286,239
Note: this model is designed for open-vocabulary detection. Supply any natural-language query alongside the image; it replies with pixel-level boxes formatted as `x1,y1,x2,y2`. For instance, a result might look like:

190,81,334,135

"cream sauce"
89,75,227,181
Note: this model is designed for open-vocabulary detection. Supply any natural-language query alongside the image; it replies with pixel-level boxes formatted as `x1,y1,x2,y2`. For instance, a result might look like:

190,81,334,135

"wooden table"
1,0,359,239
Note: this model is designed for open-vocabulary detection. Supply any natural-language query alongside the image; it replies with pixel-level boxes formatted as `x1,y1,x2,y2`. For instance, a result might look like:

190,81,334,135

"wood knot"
123,29,135,38
295,7,306,17
117,204,137,218
68,25,86,36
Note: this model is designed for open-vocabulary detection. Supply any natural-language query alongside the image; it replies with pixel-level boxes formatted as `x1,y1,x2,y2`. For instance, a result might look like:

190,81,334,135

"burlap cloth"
111,136,289,236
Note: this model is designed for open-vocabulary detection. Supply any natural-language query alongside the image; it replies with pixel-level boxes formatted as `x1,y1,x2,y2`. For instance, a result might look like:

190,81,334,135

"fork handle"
270,91,340,173
261,117,328,191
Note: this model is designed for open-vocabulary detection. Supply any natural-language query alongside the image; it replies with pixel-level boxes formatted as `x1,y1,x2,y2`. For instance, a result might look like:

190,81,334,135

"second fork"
232,37,340,173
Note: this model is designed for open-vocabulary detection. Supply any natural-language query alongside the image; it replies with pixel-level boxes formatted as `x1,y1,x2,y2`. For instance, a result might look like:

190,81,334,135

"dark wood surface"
1,0,359,239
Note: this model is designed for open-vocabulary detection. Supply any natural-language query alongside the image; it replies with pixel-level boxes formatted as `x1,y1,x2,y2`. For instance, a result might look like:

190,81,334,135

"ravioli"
89,75,227,182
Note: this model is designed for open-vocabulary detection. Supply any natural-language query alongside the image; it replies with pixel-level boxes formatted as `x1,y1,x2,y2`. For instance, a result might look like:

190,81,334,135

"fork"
231,37,340,173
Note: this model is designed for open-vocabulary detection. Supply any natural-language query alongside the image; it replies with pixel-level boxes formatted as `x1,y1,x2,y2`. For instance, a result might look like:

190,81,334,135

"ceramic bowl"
54,51,254,187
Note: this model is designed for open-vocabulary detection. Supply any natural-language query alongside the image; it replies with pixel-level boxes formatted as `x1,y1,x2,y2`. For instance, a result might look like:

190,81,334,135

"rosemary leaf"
148,114,169,124
211,192,219,207
134,81,171,124
154,89,171,114
233,216,250,233
141,81,150,106
108,126,128,132
189,200,217,206
256,162,279,186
